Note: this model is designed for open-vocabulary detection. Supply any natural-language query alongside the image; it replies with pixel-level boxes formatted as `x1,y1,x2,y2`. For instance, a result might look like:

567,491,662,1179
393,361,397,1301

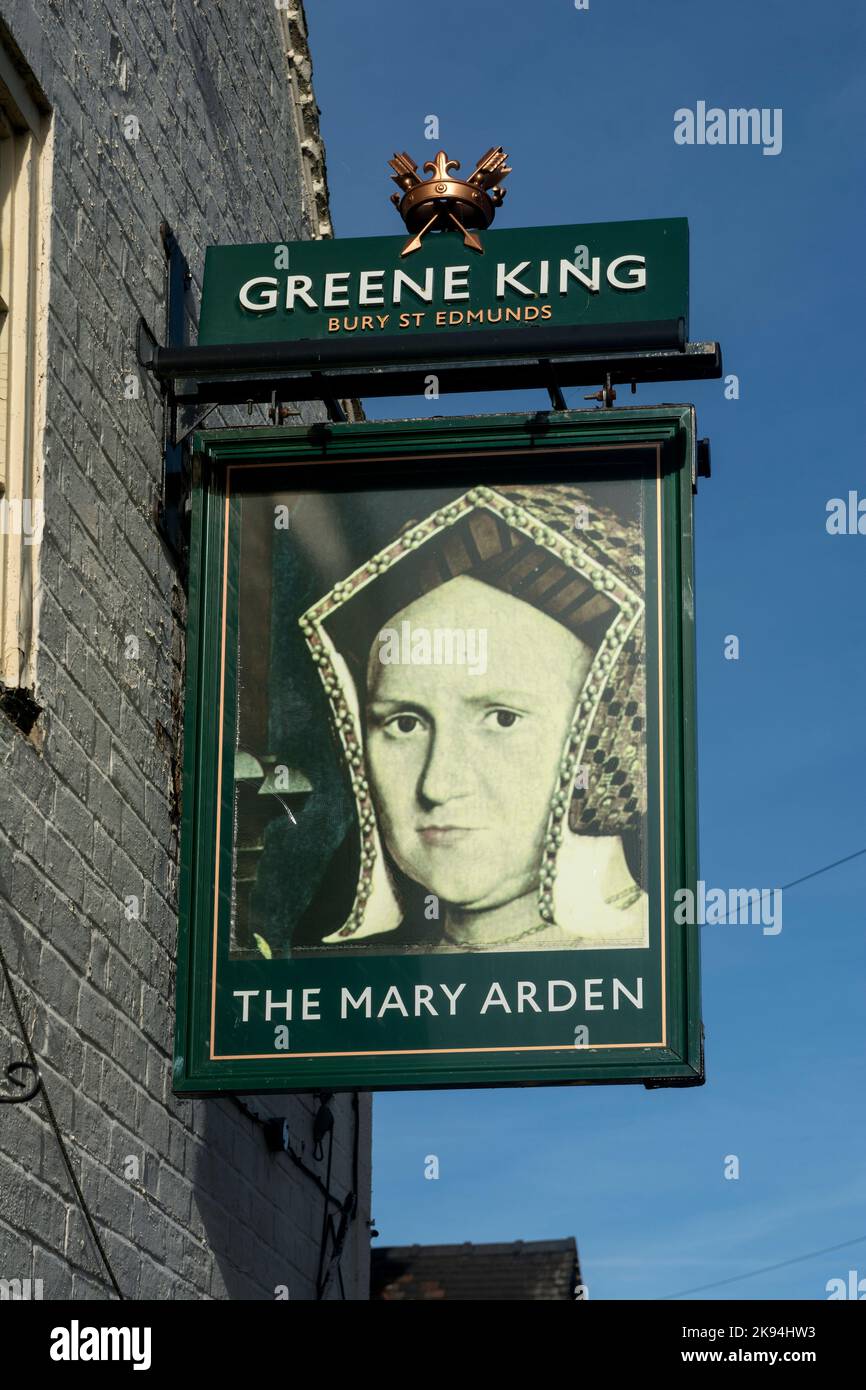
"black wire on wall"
232,1091,363,1301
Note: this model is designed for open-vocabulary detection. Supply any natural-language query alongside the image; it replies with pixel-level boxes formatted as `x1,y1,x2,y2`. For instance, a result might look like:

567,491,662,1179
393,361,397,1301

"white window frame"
0,40,51,694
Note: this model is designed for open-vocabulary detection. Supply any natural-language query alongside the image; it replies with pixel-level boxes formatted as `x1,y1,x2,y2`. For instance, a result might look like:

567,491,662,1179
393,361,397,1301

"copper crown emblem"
388,146,512,257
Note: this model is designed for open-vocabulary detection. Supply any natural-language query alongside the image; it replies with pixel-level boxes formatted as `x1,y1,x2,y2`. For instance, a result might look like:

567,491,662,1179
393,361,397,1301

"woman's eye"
387,714,422,735
485,708,521,729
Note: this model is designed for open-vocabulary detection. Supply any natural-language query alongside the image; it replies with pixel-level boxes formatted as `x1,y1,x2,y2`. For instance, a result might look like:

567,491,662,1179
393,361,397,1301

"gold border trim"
208,443,666,1061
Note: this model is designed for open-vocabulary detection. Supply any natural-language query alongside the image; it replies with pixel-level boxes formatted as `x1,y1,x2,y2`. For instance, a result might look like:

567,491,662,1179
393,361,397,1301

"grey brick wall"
0,0,371,1300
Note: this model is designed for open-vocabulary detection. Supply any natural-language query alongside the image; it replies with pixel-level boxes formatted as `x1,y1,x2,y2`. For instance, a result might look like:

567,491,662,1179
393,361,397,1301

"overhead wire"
661,846,866,1299
660,1233,866,1300
698,845,866,925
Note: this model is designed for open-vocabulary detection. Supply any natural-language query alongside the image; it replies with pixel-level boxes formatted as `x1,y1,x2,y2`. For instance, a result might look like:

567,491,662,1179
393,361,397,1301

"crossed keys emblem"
389,147,512,256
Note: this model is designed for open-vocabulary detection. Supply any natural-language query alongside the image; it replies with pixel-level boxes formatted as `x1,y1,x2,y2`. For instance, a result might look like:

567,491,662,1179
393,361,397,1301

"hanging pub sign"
170,150,705,1093
173,407,703,1093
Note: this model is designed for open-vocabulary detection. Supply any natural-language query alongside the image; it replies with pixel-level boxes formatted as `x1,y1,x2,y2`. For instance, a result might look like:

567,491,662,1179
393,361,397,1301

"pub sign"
173,406,702,1093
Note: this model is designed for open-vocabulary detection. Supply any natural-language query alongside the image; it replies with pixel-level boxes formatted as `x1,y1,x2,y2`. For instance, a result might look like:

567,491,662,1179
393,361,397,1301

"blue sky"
304,0,866,1299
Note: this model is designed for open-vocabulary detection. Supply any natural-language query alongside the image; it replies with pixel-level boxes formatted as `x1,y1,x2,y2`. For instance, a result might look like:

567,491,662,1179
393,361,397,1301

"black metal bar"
697,437,712,479
541,358,568,411
145,318,687,380
157,223,192,572
164,342,722,407
309,372,347,423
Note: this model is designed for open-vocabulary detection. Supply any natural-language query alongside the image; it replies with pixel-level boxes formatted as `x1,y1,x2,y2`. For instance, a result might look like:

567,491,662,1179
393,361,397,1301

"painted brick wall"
0,0,371,1300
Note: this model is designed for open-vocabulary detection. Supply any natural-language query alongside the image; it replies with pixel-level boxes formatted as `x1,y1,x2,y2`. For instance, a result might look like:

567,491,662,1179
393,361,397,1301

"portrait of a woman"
295,480,648,954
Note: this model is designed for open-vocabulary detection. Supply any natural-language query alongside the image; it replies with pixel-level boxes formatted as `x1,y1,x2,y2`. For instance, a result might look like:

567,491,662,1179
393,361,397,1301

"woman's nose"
417,720,474,807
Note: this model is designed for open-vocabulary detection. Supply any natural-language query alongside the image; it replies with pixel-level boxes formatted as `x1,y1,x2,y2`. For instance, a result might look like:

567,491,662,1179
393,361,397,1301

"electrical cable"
317,1092,362,1301
0,930,124,1299
232,1094,344,1208
705,846,866,925
319,1189,357,1300
659,846,866,1297
315,1107,335,1299
659,1233,866,1300
774,846,866,894
232,1091,361,1301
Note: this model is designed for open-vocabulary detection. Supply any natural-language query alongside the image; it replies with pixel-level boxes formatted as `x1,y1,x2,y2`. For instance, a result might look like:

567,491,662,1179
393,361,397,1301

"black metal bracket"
137,312,722,421
0,1059,41,1104
153,222,194,578
137,263,722,552
697,436,712,479
173,402,221,449
539,358,567,411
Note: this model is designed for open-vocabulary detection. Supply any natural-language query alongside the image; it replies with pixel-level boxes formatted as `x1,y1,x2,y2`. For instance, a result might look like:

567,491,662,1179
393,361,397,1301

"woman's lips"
416,825,477,846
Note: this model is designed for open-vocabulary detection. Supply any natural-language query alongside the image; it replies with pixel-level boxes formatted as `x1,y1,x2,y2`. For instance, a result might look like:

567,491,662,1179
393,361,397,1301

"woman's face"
364,575,593,911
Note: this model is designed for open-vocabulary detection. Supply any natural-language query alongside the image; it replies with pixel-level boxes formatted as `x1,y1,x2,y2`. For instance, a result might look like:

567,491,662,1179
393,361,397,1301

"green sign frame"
174,408,702,1095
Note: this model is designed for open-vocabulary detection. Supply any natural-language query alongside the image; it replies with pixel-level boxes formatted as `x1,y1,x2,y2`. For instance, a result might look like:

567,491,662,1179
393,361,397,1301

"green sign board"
174,408,702,1094
198,218,689,351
